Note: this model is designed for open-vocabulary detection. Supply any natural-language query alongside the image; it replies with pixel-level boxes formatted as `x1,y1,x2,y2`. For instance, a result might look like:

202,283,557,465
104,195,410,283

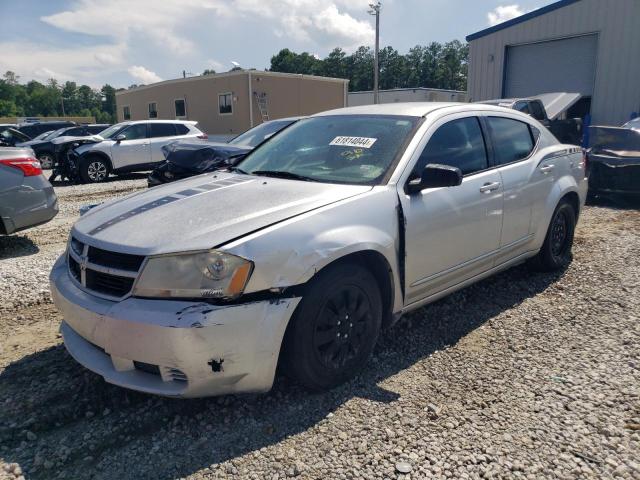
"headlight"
132,251,253,299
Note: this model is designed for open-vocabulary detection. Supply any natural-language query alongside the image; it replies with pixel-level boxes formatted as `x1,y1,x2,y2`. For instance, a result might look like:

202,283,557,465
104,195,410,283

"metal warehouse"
115,70,349,136
347,88,469,107
466,0,640,125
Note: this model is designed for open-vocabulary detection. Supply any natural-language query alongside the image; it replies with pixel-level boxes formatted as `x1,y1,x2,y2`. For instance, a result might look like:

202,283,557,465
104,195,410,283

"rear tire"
37,152,54,169
282,263,382,391
529,200,576,272
80,157,110,183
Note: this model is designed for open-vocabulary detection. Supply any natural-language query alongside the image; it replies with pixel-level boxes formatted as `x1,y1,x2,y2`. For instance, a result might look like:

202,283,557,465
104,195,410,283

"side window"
487,117,535,165
416,117,488,176
64,127,85,136
123,105,131,120
149,123,177,138
120,124,148,140
174,99,186,118
529,101,546,121
87,125,106,134
174,124,189,135
514,102,530,115
219,93,233,114
148,102,157,119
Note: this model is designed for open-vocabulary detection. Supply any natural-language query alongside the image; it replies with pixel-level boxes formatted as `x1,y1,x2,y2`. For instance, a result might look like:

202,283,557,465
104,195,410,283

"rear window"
150,123,176,138
174,124,189,135
487,117,535,165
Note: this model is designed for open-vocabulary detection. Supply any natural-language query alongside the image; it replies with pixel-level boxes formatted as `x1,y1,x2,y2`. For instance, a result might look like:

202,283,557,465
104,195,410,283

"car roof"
313,102,533,118
314,102,463,117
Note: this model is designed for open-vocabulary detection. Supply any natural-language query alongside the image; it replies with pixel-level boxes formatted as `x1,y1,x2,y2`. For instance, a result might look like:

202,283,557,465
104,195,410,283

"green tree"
202,69,216,75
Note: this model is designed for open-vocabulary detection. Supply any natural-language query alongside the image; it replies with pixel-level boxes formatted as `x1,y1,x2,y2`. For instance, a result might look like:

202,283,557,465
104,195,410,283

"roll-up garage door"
504,34,598,98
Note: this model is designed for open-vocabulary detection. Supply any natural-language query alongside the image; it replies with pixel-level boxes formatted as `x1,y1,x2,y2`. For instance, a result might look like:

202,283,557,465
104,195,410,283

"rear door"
149,123,179,163
399,114,503,305
485,115,554,263
110,123,150,169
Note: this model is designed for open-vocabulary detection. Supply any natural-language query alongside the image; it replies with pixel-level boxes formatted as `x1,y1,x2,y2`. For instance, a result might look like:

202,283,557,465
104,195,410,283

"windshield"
229,119,295,147
236,115,419,185
48,127,70,139
98,123,127,139
34,130,55,140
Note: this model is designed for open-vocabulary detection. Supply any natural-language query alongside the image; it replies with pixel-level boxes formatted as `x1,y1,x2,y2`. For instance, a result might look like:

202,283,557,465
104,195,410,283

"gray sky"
0,0,547,88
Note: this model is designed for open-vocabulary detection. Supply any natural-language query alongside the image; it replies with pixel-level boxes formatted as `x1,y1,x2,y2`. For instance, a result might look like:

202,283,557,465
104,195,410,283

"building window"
148,102,158,118
174,99,186,118
218,93,233,115
123,105,131,120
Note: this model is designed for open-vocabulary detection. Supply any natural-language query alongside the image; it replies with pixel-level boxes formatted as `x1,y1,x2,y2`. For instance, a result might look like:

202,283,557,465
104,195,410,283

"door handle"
540,164,555,173
141,143,150,147
479,182,501,193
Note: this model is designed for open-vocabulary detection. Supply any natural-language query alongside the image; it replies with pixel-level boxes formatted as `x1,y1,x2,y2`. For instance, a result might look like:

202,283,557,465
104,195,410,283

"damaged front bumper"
49,255,301,398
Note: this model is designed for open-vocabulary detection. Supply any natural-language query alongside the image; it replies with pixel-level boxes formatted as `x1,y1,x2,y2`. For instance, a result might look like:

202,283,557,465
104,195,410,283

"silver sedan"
50,103,587,397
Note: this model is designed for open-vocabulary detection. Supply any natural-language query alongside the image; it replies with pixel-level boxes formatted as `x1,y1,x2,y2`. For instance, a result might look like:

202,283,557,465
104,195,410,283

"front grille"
88,246,145,271
165,368,188,383
67,236,145,299
69,256,81,281
86,270,135,298
133,361,161,376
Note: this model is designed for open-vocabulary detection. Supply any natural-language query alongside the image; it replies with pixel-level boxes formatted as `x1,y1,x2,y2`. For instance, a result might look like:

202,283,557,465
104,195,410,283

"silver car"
1,147,58,234
50,103,588,397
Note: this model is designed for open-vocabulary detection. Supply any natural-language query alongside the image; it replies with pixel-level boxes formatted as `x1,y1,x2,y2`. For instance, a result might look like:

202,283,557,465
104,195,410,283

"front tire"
529,200,576,271
80,157,110,183
282,263,382,390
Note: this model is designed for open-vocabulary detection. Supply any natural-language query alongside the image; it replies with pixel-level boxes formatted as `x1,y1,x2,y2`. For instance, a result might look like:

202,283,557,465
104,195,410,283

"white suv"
72,120,205,183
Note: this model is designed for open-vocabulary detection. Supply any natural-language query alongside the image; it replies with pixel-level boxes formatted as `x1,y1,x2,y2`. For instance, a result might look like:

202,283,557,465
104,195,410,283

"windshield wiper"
251,170,318,182
228,166,248,174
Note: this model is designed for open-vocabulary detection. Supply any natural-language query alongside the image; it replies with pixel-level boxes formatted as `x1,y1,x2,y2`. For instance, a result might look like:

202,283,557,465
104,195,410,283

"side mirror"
115,134,126,142
406,163,463,194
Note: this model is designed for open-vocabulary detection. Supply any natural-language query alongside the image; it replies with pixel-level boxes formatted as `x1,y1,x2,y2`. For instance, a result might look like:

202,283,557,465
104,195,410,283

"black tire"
529,200,576,272
282,262,382,391
80,156,110,183
37,152,54,169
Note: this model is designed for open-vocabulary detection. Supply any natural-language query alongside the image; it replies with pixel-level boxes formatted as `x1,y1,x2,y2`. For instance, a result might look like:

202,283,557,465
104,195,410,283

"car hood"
72,171,372,255
52,134,102,145
531,92,582,121
16,139,42,147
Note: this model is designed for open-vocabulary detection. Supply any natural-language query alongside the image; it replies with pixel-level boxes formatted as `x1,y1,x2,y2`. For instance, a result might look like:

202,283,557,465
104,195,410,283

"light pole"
368,2,381,104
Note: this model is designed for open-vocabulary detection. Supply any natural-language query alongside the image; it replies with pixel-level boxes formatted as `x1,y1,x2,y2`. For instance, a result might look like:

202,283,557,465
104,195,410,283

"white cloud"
128,66,162,84
487,4,527,26
0,41,126,86
8,0,374,85
41,0,373,53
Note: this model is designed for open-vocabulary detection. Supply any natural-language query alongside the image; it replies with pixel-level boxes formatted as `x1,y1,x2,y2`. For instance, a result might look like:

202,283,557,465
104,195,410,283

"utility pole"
368,2,381,104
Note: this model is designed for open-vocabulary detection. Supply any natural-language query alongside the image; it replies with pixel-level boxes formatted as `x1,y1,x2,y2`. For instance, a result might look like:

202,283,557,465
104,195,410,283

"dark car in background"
479,92,584,145
0,128,31,147
0,147,58,234
147,117,300,186
17,124,110,168
15,121,76,139
586,124,640,198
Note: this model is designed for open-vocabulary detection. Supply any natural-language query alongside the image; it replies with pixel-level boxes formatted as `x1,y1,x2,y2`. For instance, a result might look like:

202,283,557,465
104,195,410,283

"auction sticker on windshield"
329,136,377,148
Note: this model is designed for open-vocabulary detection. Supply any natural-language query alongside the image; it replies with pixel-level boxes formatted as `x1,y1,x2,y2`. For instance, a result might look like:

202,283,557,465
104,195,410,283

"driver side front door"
110,123,151,170
399,114,503,306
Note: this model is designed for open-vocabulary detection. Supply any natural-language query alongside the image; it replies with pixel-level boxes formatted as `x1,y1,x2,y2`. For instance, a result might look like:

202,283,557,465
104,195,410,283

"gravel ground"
0,182,639,480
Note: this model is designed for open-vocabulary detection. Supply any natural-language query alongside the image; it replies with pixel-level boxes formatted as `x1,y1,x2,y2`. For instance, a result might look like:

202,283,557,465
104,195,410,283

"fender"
224,188,405,313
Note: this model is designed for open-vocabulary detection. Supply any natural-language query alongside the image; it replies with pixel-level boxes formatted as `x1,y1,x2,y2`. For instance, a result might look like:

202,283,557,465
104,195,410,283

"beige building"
115,70,349,136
